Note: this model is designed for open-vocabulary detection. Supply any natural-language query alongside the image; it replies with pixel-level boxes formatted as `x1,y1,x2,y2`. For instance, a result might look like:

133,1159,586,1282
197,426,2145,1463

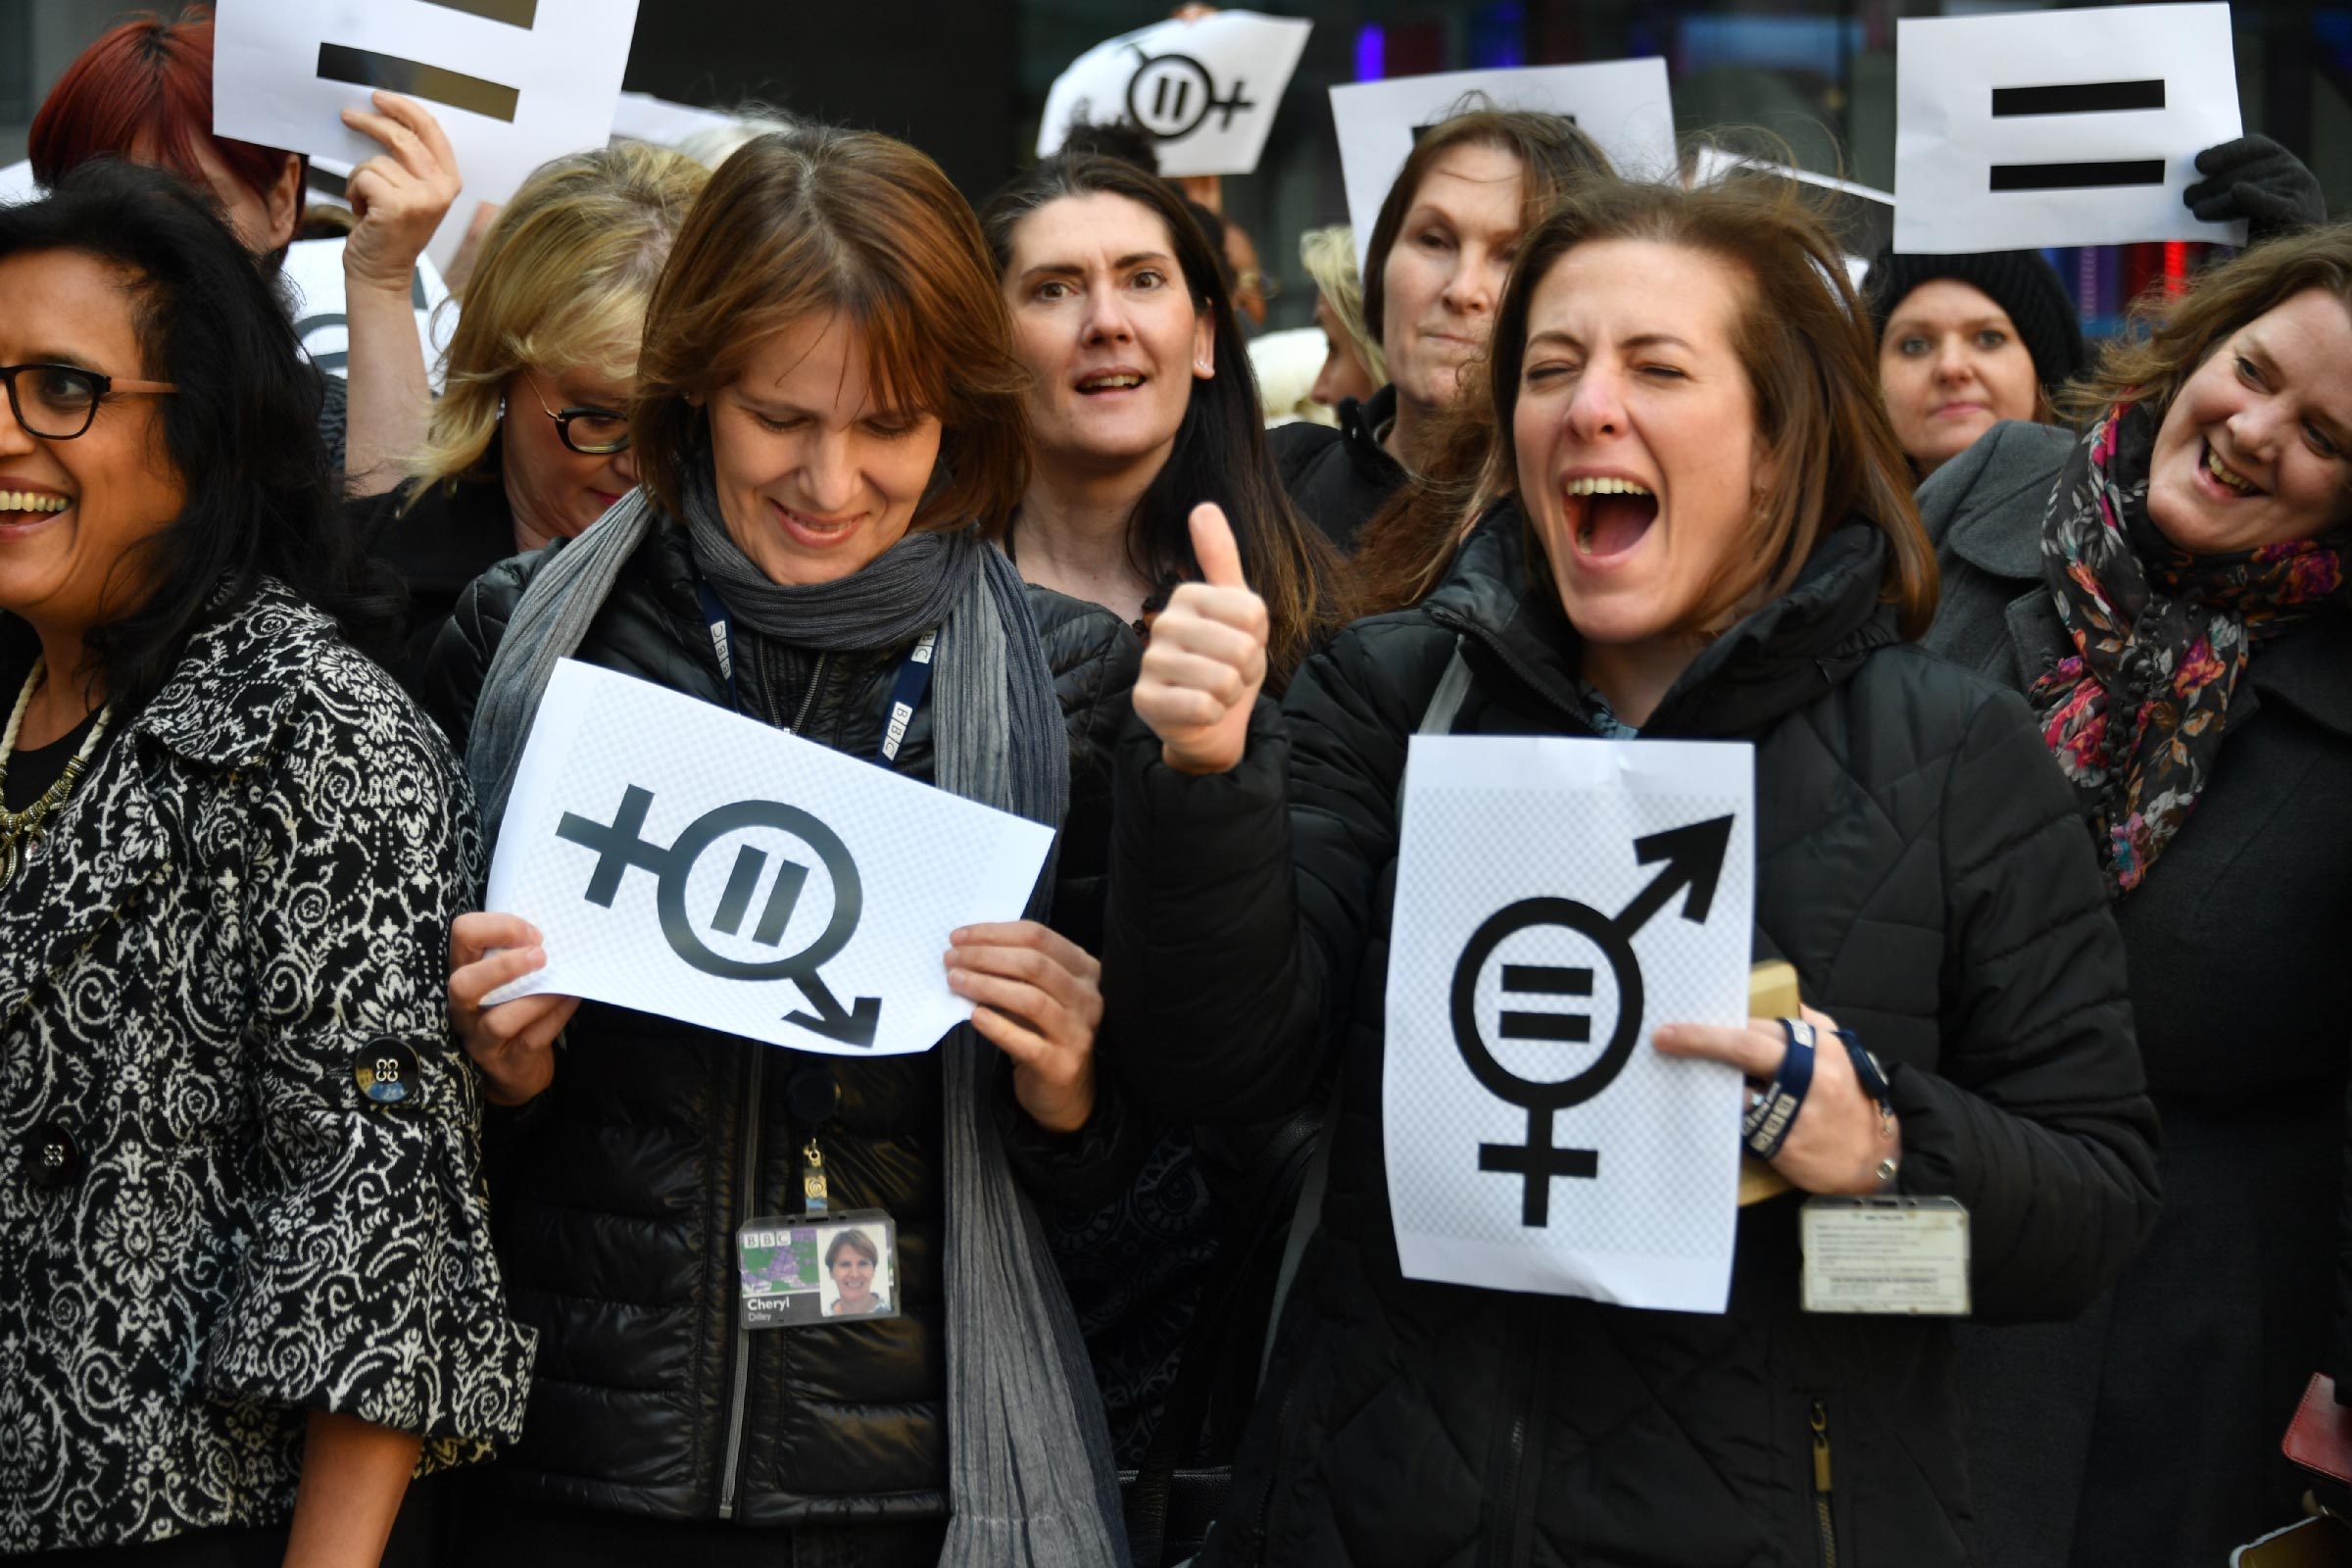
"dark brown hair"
980,153,1348,685
1360,104,1614,351
1361,177,1937,637
2058,221,2352,425
633,126,1029,528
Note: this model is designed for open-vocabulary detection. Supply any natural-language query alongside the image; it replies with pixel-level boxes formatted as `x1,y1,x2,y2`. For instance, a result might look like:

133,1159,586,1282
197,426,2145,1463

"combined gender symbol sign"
1450,814,1735,1226
559,784,880,1047
1123,41,1256,140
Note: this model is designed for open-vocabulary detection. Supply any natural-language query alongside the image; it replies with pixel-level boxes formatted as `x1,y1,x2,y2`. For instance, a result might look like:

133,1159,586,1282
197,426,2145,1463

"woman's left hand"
946,921,1102,1136
1654,1004,1897,1197
340,91,463,293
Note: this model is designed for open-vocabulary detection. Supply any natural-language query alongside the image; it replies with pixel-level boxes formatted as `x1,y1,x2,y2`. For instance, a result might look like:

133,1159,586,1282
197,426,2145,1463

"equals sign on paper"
315,0,539,124
1986,78,2168,192
1498,963,1594,1044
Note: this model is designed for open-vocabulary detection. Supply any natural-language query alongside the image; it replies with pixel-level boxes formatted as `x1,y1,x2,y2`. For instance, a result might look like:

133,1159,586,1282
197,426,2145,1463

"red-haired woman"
28,5,461,495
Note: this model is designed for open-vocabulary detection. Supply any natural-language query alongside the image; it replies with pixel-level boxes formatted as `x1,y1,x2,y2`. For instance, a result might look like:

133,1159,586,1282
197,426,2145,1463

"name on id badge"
736,1210,902,1329
1799,1197,1970,1316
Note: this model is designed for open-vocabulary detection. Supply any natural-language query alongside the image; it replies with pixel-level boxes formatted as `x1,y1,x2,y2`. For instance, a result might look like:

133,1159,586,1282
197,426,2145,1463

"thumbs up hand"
1134,503,1271,775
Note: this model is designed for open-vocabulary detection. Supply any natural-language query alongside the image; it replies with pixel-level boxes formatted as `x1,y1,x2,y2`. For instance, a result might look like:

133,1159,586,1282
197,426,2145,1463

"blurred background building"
3,0,2343,340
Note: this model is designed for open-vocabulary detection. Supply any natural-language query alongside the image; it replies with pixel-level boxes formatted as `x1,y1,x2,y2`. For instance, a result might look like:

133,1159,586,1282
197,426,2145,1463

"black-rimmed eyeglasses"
524,373,630,456
0,363,178,441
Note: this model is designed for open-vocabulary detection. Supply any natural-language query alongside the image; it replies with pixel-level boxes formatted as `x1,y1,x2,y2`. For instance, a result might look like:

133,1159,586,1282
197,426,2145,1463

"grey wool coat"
1918,420,2352,1568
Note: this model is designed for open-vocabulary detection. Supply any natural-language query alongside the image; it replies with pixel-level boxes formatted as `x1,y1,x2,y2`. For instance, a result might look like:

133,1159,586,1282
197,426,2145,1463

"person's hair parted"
633,124,1031,531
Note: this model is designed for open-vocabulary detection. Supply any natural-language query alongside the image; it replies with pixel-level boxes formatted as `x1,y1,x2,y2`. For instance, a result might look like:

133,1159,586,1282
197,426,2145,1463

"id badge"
1799,1196,1970,1315
736,1210,902,1330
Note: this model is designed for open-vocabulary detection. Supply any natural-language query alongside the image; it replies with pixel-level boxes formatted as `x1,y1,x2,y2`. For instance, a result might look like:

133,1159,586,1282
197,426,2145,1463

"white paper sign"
280,237,456,391
211,0,641,270
0,162,36,206
1331,61,1677,269
1038,12,1313,179
1690,147,1890,292
610,91,738,150
1893,2,2245,253
1384,736,1752,1313
486,660,1057,1056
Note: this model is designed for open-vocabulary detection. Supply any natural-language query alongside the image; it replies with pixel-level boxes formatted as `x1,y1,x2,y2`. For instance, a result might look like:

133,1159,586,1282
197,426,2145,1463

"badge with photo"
736,1211,902,1330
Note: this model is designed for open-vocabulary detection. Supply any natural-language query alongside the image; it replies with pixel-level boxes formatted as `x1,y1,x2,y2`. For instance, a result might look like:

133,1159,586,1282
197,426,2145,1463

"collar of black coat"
360,471,527,597
1338,383,1407,485
1425,502,1898,739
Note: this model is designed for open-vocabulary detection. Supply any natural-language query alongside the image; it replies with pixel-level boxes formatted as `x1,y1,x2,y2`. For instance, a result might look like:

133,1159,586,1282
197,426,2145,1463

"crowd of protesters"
2,8,2347,1567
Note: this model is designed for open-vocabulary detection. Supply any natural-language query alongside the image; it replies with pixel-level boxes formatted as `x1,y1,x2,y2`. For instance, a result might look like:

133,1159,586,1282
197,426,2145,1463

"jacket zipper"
717,1045,766,1519
1809,1397,1838,1568
1477,1298,1548,1568
715,656,823,1519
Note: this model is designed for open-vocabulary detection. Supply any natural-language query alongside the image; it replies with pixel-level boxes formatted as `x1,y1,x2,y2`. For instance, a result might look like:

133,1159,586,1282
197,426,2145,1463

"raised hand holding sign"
1133,503,1270,775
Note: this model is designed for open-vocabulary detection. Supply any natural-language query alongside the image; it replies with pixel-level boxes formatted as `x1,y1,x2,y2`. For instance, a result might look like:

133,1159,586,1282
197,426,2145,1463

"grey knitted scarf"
466,464,1130,1568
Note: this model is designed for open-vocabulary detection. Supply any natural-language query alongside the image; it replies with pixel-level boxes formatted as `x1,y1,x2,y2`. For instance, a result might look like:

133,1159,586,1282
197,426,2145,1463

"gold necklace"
0,660,114,886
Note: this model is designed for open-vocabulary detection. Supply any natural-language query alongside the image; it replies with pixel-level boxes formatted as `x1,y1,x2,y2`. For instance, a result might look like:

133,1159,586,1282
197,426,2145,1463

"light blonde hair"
402,141,709,502
1298,224,1385,386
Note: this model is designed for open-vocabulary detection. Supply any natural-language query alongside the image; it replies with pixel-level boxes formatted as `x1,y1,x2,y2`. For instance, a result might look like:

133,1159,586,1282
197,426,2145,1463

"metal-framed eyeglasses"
0,363,179,441
523,373,630,457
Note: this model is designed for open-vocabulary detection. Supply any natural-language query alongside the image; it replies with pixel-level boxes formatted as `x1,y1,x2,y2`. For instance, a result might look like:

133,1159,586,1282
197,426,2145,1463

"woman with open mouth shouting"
1921,224,2352,1568
1102,176,2156,1566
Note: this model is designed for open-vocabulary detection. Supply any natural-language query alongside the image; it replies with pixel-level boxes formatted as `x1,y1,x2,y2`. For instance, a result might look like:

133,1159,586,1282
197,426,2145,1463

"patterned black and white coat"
0,581,535,1552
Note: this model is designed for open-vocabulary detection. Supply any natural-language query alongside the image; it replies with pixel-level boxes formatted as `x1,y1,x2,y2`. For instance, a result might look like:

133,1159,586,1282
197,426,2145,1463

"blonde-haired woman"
354,140,708,699
1298,224,1383,414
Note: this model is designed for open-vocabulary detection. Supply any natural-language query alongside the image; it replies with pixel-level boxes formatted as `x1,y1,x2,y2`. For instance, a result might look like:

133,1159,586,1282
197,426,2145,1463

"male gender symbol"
558,784,881,1046
1448,814,1736,1225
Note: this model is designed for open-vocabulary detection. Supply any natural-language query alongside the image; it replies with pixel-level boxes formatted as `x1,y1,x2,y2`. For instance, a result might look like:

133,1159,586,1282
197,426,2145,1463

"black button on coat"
423,522,1146,1530
1102,513,2160,1566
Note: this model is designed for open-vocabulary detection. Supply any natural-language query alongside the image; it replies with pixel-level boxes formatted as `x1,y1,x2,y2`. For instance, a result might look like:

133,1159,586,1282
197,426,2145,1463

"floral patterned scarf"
2030,402,2348,892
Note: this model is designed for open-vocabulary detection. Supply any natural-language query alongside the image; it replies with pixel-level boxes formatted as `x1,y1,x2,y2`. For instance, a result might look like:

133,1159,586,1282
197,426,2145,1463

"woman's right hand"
449,912,578,1106
1133,503,1269,774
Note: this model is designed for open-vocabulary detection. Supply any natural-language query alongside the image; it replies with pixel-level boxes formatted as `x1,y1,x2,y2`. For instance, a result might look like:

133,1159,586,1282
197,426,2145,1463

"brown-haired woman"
425,125,1139,1567
1102,177,2156,1564
1922,224,2352,1567
1270,106,1612,552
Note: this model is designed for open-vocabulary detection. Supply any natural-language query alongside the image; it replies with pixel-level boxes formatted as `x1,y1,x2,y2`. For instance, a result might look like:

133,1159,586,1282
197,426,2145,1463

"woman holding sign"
0,162,529,1561
1920,225,2352,1566
29,7,466,495
431,126,1140,1567
1103,178,2158,1565
1271,107,1612,553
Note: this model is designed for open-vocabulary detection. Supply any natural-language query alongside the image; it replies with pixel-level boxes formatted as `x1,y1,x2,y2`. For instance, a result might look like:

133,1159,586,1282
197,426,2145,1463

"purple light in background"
1355,22,1385,81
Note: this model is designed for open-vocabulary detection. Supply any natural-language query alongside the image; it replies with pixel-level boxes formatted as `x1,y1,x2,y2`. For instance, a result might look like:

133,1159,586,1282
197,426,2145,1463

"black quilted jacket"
423,521,1146,1528
1102,514,2161,1567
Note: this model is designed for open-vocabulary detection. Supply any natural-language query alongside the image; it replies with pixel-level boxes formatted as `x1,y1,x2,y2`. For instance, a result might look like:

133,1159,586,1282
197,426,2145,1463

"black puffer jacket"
1103,514,2160,1566
1268,384,1406,552
423,522,1145,1528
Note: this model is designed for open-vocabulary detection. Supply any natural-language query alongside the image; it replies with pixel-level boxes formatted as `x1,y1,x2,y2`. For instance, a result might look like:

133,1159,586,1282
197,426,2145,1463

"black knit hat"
1864,249,2087,393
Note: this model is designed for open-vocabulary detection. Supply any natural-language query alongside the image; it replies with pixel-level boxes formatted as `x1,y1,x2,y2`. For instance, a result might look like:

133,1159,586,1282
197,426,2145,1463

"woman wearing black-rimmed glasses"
350,142,710,705
0,161,531,1563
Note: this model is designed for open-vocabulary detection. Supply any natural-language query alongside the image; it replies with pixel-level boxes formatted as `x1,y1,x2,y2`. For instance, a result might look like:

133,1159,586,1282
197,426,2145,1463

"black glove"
2184,135,2328,239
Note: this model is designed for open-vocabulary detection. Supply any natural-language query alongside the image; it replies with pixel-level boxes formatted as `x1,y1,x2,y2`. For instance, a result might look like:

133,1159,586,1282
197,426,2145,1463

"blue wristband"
1741,1018,1816,1161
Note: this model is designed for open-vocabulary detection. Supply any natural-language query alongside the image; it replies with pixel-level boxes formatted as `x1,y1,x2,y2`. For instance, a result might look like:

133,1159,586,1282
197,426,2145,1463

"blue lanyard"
692,574,936,764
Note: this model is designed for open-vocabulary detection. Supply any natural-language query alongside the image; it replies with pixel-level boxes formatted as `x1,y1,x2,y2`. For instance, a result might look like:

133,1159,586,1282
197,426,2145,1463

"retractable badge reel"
736,1066,903,1329
1744,962,1972,1317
